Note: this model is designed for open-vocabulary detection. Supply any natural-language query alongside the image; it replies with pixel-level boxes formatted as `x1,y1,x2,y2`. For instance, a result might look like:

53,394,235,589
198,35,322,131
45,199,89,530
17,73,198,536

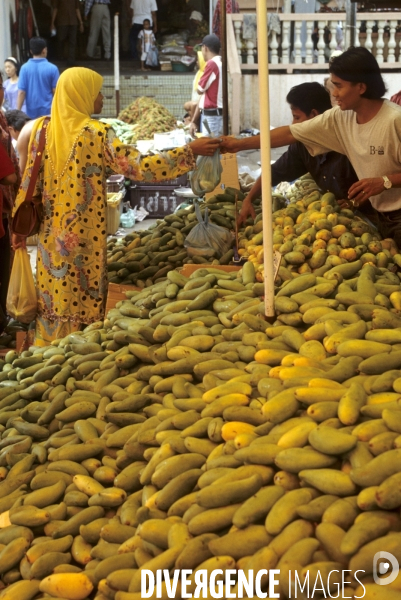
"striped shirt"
197,56,222,110
85,0,110,17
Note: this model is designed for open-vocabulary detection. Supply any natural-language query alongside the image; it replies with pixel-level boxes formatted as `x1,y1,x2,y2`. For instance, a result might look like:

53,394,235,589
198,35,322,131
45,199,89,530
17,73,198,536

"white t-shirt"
290,100,401,212
131,0,157,26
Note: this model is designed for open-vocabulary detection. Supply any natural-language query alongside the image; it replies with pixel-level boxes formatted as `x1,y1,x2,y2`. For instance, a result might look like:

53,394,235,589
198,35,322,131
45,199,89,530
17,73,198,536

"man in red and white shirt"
190,34,223,138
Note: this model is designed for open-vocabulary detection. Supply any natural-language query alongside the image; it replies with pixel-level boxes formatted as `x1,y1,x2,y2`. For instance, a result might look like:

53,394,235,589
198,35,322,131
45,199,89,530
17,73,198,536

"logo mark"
373,552,399,585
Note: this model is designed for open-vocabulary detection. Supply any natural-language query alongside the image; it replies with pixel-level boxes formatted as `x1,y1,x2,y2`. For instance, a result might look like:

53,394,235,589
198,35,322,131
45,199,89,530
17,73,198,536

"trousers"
129,23,143,60
58,25,78,64
200,113,223,137
87,4,111,59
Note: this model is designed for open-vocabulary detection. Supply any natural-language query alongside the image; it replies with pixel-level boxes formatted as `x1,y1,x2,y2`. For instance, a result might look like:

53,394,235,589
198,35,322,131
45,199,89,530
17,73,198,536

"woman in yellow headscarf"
12,67,219,345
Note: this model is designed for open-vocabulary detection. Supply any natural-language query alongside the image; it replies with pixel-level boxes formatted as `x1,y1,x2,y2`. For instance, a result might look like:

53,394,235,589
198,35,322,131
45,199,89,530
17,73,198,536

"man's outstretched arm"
220,126,297,154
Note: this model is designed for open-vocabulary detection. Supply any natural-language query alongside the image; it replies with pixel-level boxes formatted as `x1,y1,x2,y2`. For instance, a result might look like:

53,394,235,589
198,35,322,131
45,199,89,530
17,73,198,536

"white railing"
226,12,401,134
229,12,401,73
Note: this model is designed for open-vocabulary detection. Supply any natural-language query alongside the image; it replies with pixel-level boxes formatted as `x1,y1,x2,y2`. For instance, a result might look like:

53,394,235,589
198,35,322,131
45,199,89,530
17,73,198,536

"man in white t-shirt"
129,0,157,60
221,47,401,247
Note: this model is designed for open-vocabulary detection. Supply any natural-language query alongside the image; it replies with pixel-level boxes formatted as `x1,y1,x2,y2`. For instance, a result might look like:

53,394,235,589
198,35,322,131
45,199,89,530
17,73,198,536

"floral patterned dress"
14,119,195,345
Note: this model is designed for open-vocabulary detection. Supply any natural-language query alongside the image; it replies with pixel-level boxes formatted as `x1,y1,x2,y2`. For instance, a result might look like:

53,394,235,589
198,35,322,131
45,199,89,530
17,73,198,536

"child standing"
138,19,157,71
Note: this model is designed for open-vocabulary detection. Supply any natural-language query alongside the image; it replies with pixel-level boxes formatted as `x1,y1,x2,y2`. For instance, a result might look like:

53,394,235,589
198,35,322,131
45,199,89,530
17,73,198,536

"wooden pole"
220,0,229,135
114,13,120,117
257,0,275,318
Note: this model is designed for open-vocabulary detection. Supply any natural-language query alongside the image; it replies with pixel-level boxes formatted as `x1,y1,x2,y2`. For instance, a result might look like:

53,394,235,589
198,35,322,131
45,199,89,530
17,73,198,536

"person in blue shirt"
17,37,60,119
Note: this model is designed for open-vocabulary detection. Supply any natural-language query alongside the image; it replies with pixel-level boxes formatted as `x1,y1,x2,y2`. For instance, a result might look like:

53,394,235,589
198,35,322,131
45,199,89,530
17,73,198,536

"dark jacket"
271,141,358,199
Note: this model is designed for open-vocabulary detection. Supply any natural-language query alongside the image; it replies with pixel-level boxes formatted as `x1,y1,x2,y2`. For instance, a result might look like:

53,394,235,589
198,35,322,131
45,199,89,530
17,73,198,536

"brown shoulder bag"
12,117,50,238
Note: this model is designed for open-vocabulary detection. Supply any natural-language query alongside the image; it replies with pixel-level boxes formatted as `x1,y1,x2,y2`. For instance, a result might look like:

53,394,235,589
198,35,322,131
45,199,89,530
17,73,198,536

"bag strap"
25,117,50,202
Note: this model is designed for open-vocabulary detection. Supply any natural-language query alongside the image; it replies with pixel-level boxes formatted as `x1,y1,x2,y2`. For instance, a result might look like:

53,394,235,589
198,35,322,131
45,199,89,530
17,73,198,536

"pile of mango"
106,188,246,286
0,257,400,599
239,181,400,285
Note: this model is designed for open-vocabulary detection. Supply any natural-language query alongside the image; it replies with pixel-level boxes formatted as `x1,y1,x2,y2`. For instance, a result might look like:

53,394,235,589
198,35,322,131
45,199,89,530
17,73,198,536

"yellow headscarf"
46,67,103,178
193,51,206,92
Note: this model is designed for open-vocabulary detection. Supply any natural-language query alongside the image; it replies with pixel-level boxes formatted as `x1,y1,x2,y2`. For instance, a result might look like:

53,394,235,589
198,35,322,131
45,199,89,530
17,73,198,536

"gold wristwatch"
382,175,392,190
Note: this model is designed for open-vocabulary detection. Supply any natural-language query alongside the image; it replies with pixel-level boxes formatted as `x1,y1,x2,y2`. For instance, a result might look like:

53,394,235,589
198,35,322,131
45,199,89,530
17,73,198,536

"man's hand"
348,177,383,207
337,198,354,210
237,196,256,227
79,22,84,32
189,122,198,138
188,136,221,156
220,135,241,154
12,234,26,251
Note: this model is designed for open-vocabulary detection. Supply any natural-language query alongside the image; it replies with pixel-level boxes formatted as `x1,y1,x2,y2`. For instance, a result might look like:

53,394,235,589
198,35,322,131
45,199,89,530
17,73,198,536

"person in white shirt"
221,47,401,247
129,0,157,60
138,18,156,71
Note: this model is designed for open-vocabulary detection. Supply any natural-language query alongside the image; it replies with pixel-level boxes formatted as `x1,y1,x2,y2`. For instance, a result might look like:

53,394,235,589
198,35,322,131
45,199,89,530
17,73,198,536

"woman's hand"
188,137,221,156
348,177,383,208
12,234,26,251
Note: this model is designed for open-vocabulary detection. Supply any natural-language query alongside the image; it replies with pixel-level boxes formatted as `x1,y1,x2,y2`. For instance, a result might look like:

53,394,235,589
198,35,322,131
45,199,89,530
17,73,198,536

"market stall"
0,160,400,598
0,14,401,599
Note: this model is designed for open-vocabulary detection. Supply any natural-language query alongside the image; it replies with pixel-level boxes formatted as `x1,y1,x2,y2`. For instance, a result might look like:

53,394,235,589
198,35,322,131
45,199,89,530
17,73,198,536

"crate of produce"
106,283,141,312
172,61,194,72
107,191,124,235
130,185,180,217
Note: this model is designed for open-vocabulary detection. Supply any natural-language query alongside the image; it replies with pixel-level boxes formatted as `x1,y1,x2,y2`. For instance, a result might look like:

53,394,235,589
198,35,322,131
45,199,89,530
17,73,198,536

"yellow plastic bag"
6,248,37,324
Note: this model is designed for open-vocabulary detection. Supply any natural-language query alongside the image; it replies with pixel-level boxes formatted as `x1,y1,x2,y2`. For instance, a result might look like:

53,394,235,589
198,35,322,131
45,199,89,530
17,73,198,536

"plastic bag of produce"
6,248,37,324
184,203,232,258
190,149,223,197
146,46,159,67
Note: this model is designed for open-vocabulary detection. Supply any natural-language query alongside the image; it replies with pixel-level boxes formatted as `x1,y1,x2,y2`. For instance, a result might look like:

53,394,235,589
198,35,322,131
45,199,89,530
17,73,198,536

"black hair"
202,34,221,55
329,47,386,100
286,82,332,116
143,18,150,25
5,110,31,132
4,57,21,76
29,37,47,56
